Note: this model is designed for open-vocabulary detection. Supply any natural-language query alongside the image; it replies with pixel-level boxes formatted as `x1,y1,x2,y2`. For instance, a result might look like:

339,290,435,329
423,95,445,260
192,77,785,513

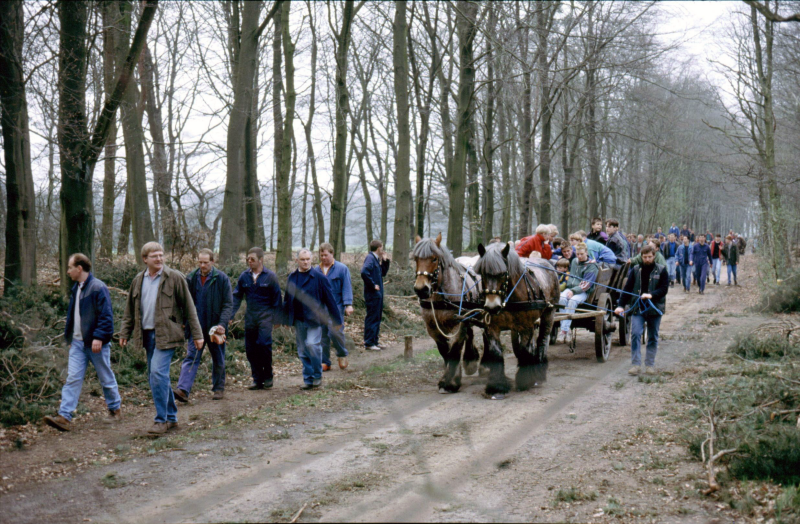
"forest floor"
0,255,785,523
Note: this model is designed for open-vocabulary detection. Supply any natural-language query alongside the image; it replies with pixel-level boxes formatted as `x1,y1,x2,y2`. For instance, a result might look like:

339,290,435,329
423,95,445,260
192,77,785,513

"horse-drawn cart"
549,261,632,362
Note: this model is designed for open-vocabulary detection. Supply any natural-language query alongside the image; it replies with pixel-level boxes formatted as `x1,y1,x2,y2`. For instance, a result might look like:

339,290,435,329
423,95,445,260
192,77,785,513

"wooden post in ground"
404,335,413,359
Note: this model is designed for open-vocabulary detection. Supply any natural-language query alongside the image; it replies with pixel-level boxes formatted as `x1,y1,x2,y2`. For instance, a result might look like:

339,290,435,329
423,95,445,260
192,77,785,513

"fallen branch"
290,502,308,523
774,374,800,386
700,399,738,496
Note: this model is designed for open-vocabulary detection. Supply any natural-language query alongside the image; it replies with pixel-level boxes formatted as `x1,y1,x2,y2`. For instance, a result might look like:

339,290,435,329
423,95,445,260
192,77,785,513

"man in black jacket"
615,245,669,376
605,218,630,267
174,249,233,402
360,240,391,351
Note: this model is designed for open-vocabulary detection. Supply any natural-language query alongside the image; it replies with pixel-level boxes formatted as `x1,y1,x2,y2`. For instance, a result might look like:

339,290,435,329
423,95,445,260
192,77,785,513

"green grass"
100,471,128,489
553,486,598,505
604,497,625,516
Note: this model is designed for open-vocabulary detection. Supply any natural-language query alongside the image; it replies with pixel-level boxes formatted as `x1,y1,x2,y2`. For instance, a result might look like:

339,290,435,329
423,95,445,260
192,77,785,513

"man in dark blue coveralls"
360,240,391,351
231,247,283,390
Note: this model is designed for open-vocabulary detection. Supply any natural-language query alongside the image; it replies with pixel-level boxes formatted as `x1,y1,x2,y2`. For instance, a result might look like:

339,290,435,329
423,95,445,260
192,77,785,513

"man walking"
121,242,203,435
615,245,669,375
654,227,666,241
676,236,693,292
709,234,724,285
173,249,233,403
661,233,679,286
44,254,120,432
361,240,391,351
231,247,283,390
284,249,344,389
605,218,630,267
723,235,739,286
690,235,712,295
557,243,598,344
318,243,354,371
669,223,680,238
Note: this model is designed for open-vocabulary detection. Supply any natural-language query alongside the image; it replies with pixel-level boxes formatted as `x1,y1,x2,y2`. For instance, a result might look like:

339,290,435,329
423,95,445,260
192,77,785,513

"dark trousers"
244,328,273,384
177,337,225,393
694,264,709,292
363,292,383,347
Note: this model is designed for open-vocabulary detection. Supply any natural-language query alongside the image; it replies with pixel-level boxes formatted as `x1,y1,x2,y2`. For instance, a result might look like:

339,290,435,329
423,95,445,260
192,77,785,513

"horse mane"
412,237,458,270
475,242,525,281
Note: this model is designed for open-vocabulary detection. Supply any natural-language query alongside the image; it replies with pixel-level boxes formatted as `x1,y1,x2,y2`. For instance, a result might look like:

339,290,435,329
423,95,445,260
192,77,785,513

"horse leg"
512,326,539,391
438,335,464,394
530,306,554,384
461,326,480,376
483,329,511,397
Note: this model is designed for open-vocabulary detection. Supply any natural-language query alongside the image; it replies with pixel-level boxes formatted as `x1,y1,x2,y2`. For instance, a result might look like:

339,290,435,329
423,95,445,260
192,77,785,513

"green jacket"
630,250,666,267
723,243,739,265
566,258,599,296
121,266,203,351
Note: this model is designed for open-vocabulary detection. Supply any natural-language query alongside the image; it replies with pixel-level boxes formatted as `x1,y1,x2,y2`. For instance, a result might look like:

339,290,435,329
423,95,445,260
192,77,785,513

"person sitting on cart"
556,243,598,345
516,224,553,260
569,232,616,266
556,257,571,292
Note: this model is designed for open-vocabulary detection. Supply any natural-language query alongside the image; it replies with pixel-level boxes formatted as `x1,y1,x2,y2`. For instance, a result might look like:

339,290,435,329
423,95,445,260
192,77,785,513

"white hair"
296,248,312,258
535,224,550,235
547,224,558,235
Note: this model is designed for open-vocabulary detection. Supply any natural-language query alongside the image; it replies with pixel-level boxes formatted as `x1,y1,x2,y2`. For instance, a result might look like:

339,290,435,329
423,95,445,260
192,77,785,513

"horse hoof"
463,361,479,376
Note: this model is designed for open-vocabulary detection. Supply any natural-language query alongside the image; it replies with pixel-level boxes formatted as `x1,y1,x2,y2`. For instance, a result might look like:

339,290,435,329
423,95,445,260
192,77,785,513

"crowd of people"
42,219,746,434
44,240,391,435
514,218,746,377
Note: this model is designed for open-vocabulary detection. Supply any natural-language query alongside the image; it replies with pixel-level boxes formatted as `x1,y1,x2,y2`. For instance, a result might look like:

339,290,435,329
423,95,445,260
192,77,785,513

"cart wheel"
595,295,613,362
617,314,628,346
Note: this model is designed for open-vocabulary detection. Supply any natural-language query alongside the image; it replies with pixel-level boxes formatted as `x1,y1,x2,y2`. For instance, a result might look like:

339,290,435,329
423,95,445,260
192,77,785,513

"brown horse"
412,233,481,393
474,242,560,398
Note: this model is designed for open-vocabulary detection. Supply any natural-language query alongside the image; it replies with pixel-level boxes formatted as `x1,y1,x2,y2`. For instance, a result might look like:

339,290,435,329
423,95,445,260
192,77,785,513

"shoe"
173,388,189,403
44,414,71,432
167,422,179,431
300,383,315,390
338,357,348,370
212,391,224,400
377,343,389,349
322,363,331,372
727,282,731,286
248,383,264,390
645,367,657,375
264,379,273,389
365,345,381,351
148,422,168,435
628,366,640,376
669,281,674,287
564,331,573,344
557,330,568,344
102,408,122,424
312,378,322,388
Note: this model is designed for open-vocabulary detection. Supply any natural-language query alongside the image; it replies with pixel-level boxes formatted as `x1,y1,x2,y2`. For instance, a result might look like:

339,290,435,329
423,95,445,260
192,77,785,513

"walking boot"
167,422,179,431
212,390,224,400
628,366,640,376
322,363,331,372
338,357,348,370
102,408,122,424
148,422,168,435
173,388,189,403
44,415,71,432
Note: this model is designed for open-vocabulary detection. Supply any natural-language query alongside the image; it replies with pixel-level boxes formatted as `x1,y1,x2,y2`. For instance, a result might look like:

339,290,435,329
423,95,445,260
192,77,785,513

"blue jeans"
321,308,348,366
143,329,178,423
694,264,709,292
558,291,588,331
630,314,662,367
296,322,323,384
679,264,691,290
727,264,738,284
712,259,722,282
176,337,226,393
666,257,677,282
58,339,121,421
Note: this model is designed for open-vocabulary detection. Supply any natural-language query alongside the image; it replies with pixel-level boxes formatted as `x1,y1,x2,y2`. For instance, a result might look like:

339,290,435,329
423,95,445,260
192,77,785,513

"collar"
146,268,164,280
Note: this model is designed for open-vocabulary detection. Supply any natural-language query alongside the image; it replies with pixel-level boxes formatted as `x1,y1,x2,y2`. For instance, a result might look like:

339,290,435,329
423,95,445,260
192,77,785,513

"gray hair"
296,248,312,258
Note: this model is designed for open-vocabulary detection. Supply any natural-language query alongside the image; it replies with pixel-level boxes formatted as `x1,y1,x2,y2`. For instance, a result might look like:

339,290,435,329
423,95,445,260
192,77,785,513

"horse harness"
480,267,552,313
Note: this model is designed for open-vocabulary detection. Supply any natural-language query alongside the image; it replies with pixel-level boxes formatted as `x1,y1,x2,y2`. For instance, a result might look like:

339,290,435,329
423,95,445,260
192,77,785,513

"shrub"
758,269,800,313
729,333,800,361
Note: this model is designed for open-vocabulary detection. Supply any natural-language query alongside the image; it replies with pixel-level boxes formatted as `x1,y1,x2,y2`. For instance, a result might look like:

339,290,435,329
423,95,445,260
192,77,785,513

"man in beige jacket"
120,242,203,434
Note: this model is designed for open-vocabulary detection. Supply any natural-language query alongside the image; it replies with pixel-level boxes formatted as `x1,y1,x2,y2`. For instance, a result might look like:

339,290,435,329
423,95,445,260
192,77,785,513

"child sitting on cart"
556,257,570,292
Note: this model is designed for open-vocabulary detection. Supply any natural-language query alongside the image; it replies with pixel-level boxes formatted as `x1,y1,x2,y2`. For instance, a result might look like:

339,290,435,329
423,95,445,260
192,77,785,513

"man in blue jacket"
660,233,679,286
44,254,120,432
676,236,693,292
174,248,233,402
232,247,283,390
318,243,354,371
690,235,713,295
284,249,344,389
361,240,391,351
669,223,680,238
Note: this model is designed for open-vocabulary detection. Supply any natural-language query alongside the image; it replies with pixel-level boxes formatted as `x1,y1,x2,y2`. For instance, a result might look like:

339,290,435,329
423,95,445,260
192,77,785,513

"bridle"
415,257,441,291
480,272,510,301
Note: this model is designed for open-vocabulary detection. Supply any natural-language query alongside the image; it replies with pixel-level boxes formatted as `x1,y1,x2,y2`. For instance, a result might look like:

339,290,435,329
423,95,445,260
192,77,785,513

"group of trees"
1,0,799,291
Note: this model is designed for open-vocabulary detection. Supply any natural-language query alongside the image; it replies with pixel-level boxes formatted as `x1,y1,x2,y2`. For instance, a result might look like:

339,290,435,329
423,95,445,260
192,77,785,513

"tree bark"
99,1,118,259
392,1,412,263
518,5,539,238
537,3,553,224
276,0,296,271
0,0,37,287
481,3,496,245
303,2,325,247
329,0,359,254
447,0,477,257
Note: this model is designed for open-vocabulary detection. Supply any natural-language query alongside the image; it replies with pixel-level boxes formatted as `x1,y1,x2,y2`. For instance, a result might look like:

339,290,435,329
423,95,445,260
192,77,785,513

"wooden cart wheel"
617,314,628,346
595,294,613,362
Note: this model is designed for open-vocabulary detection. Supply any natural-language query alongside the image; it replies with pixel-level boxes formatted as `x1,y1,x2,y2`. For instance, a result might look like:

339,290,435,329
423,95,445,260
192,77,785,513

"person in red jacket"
516,224,553,259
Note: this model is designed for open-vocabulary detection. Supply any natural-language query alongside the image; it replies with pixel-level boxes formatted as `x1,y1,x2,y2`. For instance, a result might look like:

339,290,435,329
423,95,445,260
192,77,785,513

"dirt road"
1,270,761,523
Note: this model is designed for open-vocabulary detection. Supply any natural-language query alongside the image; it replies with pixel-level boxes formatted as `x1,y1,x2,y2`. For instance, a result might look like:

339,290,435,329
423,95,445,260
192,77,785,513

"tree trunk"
99,1,118,259
481,4,496,245
518,6,539,238
408,11,433,239
329,0,358,254
499,102,512,242
0,0,37,287
447,0,477,257
537,3,553,224
304,2,325,247
392,0,412,262
139,42,177,252
219,0,262,262
585,9,600,222
276,0,296,272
